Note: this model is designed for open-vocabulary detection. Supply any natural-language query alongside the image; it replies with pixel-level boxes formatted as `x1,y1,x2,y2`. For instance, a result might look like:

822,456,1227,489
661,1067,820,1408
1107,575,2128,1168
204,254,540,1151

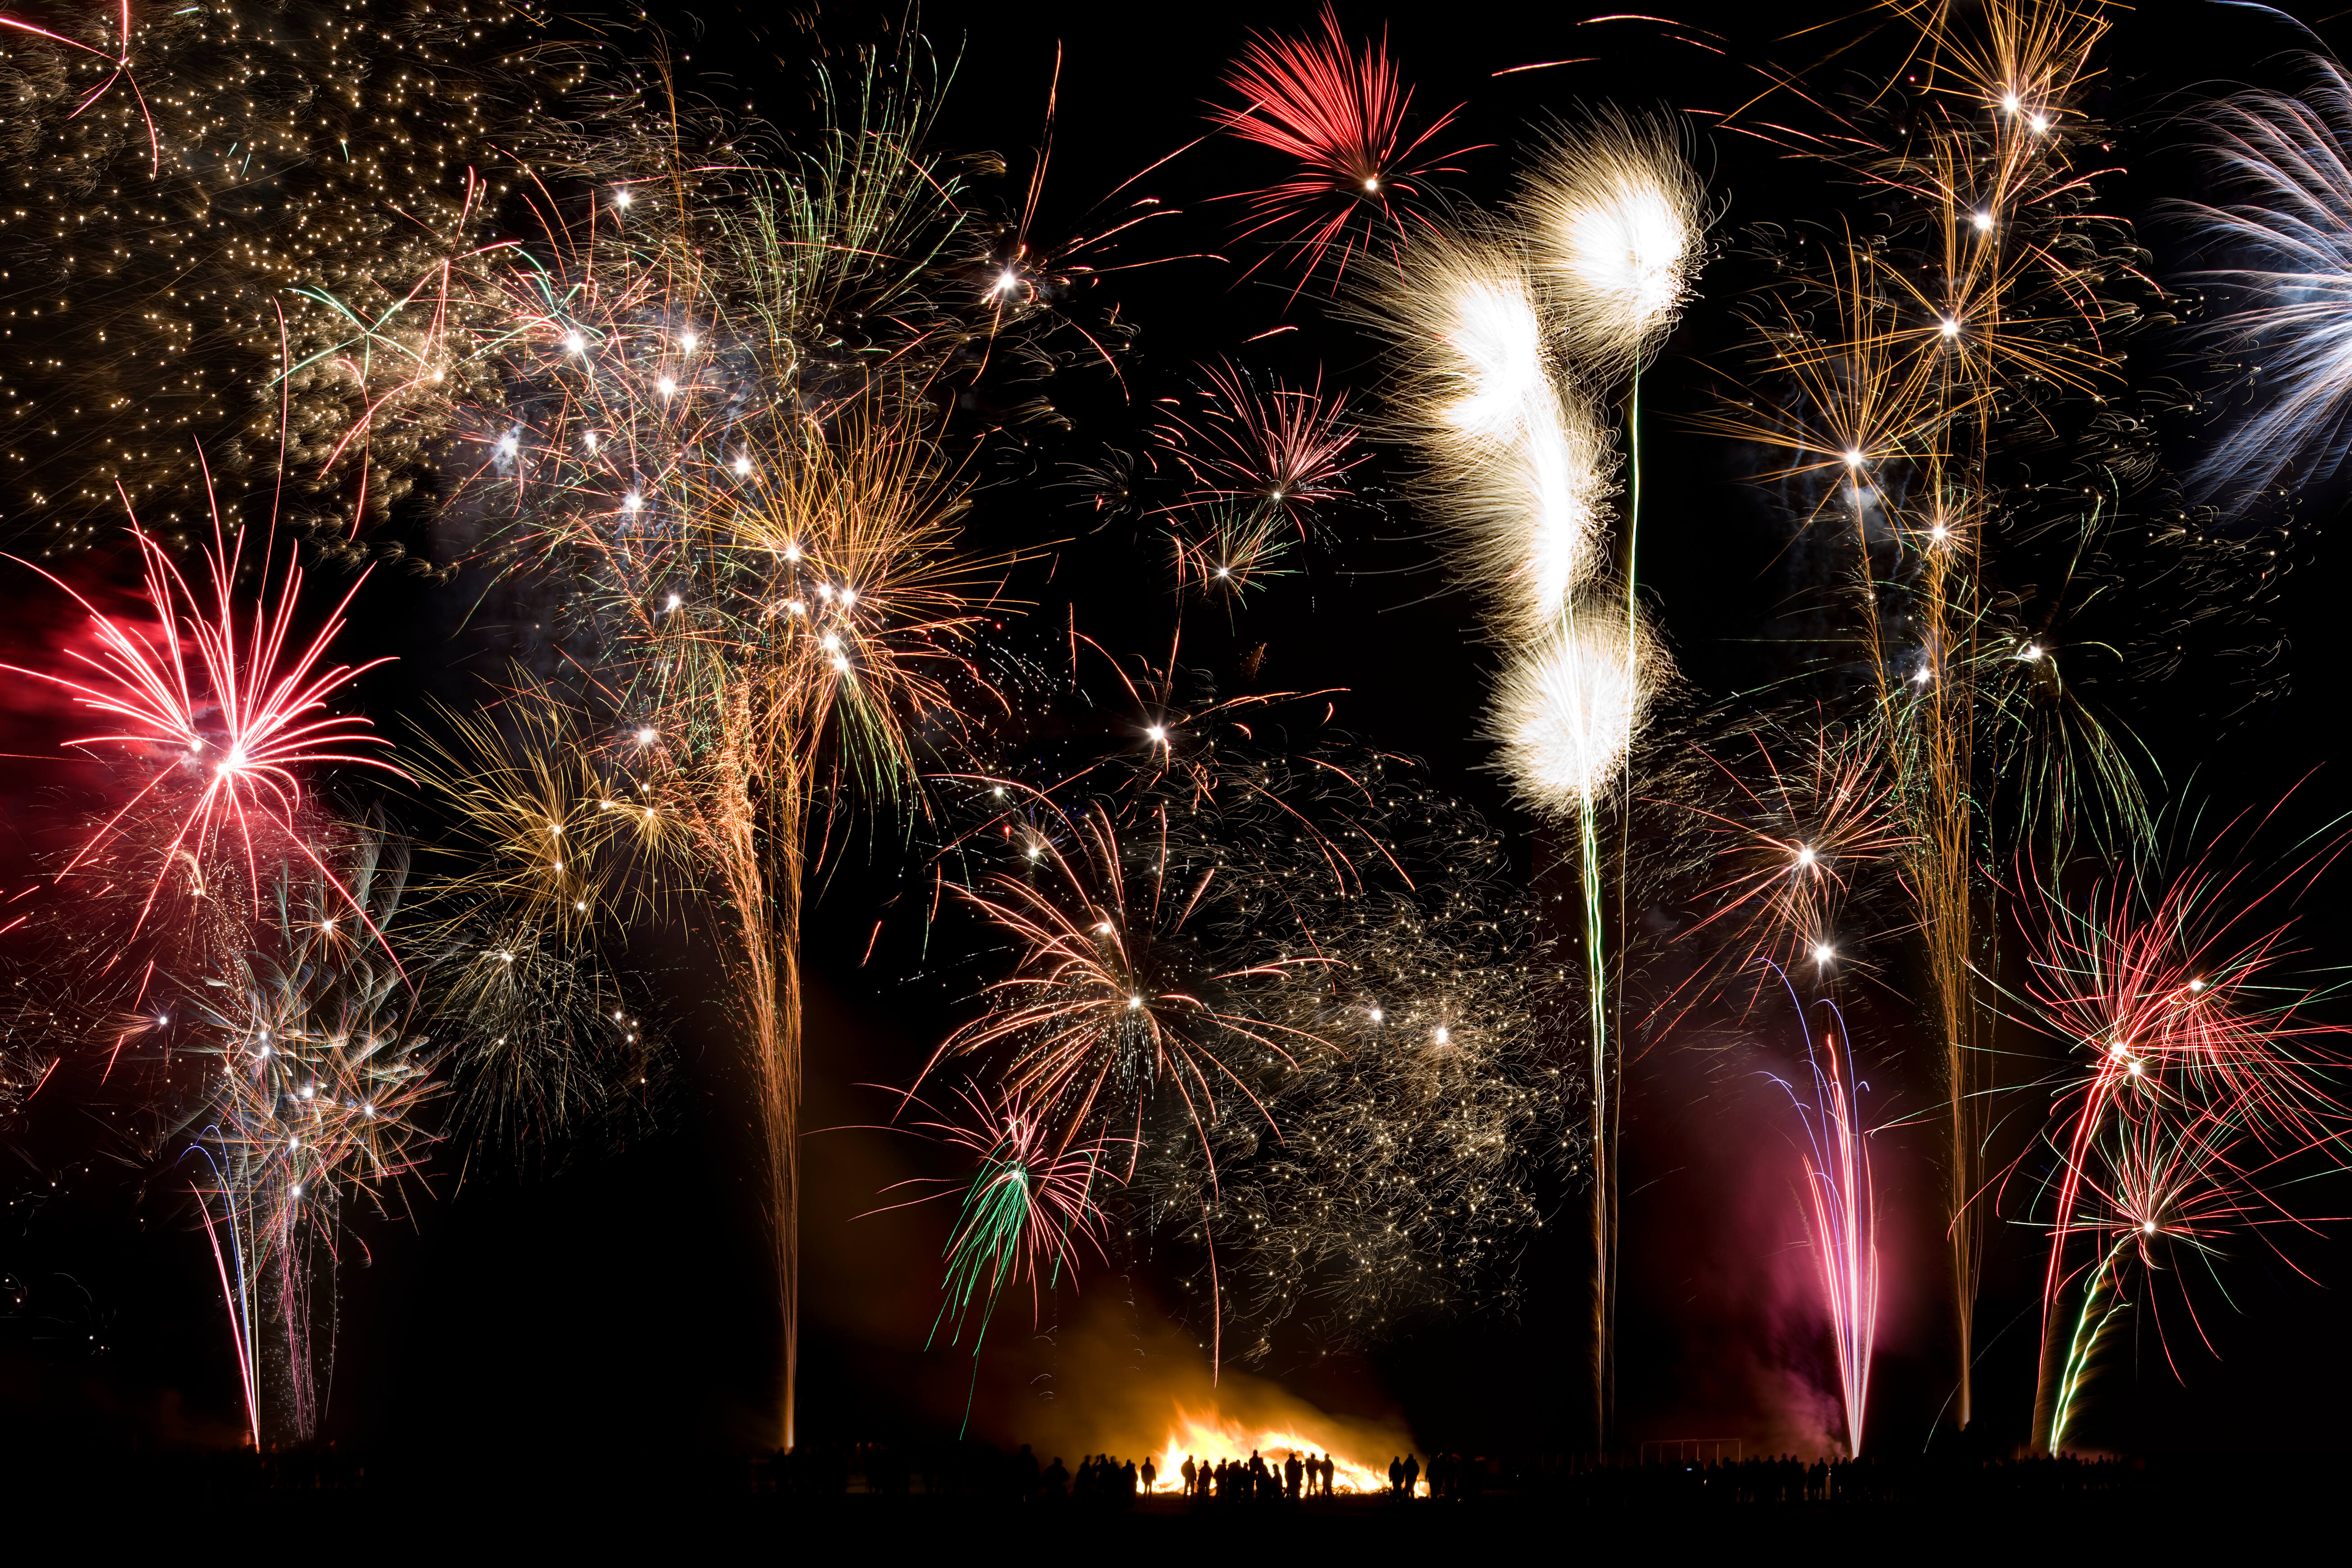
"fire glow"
1149,1405,1407,1494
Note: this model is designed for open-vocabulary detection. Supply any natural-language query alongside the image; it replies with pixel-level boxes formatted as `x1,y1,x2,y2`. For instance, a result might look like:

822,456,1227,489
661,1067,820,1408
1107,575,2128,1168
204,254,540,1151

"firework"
1367,234,1618,635
0,0,629,556
922,795,1333,1162
1490,601,1666,816
1210,4,1471,292
1690,0,2169,1434
180,833,437,1445
1668,715,1915,1011
406,687,676,1154
432,23,1099,1447
2014,840,2352,1448
2168,54,2352,518
1,513,402,944
1158,361,1365,515
879,1085,1117,1401
1521,111,1706,378
923,726,1571,1368
1759,962,1878,1457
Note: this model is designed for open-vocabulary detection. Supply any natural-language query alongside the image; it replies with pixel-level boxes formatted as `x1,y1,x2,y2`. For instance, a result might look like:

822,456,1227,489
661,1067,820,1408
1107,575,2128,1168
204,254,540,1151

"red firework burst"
2,513,402,940
1210,4,1474,291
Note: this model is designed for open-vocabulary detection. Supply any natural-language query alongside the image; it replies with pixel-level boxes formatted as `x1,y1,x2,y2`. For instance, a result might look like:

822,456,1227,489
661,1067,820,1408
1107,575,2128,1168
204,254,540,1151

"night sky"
6,0,2352,1468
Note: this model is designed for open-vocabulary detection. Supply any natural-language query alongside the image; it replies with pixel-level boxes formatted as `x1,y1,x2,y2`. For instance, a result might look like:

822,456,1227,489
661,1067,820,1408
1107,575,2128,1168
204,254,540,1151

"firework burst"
2,511,401,945
180,834,437,1445
1521,110,1707,377
1210,4,1472,292
2168,53,2352,518
2013,834,2352,1449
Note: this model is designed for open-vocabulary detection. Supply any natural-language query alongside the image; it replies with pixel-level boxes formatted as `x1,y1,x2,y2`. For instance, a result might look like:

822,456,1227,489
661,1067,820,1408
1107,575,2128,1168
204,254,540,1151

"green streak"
2046,1238,2129,1452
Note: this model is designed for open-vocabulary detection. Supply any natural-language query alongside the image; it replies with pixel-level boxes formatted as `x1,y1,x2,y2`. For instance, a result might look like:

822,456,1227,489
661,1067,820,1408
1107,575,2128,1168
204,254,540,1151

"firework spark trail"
2013,838,2352,1449
1758,961,1877,1455
1211,3,1472,293
919,726,1568,1367
2167,53,2352,518
2,506,402,947
1691,0,2164,1434
178,835,438,1445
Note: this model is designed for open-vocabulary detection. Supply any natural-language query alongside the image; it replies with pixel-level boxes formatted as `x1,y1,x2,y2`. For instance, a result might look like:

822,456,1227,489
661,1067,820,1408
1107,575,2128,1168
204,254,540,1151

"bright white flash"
1526,112,1704,374
1493,610,1664,813
1440,271,1550,442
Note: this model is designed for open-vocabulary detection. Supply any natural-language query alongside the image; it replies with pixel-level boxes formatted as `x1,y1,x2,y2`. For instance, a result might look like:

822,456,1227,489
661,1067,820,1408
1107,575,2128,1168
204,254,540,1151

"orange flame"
1149,1404,1413,1495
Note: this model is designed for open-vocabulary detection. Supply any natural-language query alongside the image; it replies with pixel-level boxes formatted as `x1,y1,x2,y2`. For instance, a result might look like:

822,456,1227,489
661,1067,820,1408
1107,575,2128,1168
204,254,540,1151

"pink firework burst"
1210,4,1474,292
3,511,402,941
1160,360,1365,514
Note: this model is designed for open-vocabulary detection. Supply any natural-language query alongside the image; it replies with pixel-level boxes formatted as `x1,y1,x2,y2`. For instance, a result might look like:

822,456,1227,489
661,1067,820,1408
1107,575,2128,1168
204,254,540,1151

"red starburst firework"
3,512,402,939
1210,4,1474,291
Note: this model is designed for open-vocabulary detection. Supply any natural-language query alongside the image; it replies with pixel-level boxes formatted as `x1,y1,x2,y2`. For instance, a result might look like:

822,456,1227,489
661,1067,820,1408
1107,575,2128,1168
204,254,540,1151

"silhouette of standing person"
1181,1454,1196,1495
1389,1456,1405,1495
1403,1453,1421,1497
1015,1444,1039,1501
1142,1455,1158,1492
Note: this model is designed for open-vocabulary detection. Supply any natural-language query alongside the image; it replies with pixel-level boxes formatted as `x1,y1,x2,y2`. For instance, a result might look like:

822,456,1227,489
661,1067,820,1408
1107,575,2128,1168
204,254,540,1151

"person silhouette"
1181,1454,1197,1495
1389,1455,1405,1494
1043,1456,1069,1499
1142,1455,1158,1492
1015,1444,1039,1501
1403,1453,1421,1497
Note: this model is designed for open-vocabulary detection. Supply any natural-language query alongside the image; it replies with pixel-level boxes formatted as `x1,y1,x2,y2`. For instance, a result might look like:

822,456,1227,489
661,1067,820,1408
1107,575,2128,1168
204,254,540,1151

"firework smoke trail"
1,506,402,946
2167,52,2352,518
1211,3,1472,294
2015,838,2352,1449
